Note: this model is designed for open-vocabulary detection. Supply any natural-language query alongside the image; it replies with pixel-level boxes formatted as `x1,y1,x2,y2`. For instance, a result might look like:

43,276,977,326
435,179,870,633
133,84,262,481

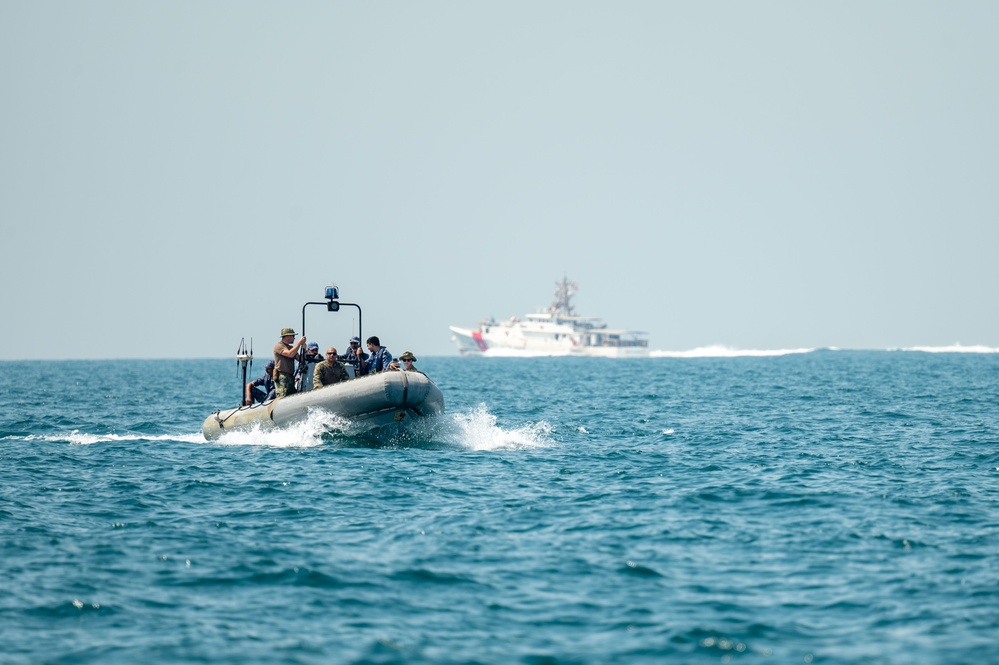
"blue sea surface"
1,352,997,664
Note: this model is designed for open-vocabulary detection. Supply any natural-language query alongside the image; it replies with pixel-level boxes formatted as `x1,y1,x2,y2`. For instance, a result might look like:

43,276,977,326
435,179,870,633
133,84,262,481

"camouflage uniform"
273,331,298,398
313,358,350,388
274,371,296,398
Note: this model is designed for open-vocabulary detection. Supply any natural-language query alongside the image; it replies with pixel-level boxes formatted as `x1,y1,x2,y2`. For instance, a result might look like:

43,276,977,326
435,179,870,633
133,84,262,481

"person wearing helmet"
273,327,306,398
244,360,277,406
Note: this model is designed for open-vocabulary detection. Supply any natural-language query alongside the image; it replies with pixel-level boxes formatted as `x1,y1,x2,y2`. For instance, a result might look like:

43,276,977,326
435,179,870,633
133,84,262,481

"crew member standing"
273,327,306,398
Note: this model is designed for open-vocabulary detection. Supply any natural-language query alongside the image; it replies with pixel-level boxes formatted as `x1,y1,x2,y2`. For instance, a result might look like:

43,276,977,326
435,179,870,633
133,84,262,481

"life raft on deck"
201,370,444,441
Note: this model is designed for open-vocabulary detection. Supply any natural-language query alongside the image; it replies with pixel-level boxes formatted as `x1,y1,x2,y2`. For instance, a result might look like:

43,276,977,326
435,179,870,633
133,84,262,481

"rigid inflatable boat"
202,369,444,440
201,284,445,441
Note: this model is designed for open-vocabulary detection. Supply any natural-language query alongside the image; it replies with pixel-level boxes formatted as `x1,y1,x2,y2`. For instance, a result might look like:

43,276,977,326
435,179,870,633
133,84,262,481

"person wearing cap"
314,347,350,388
273,327,306,398
303,342,322,364
343,335,368,370
244,361,276,405
388,351,423,374
295,341,323,392
357,335,392,376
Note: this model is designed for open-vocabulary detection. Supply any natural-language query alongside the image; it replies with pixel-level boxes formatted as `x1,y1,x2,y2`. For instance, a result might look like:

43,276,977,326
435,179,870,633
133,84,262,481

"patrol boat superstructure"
449,278,649,358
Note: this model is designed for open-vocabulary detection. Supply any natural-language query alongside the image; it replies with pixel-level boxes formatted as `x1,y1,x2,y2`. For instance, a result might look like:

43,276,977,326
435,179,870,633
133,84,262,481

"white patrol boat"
202,285,444,441
449,277,649,358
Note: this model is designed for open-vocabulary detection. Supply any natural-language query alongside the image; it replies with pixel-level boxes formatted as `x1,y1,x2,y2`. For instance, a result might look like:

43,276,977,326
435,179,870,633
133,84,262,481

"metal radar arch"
299,284,363,362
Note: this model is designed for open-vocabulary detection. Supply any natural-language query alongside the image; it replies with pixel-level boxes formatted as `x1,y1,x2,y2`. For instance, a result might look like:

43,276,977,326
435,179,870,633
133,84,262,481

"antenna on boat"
236,338,252,406
552,276,578,316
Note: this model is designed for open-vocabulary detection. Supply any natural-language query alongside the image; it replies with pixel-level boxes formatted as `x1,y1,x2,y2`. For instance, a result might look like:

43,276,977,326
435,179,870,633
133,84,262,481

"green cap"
280,327,296,337
399,351,416,361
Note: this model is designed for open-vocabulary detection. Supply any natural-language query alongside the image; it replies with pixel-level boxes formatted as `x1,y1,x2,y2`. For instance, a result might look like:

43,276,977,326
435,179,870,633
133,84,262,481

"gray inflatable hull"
202,371,444,441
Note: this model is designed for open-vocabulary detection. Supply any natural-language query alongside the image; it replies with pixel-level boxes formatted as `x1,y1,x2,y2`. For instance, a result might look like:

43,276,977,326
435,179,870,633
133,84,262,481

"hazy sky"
2,2,997,360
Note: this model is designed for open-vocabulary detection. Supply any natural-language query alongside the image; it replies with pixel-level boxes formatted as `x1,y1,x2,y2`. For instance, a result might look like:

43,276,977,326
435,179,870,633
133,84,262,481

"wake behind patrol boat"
202,286,444,441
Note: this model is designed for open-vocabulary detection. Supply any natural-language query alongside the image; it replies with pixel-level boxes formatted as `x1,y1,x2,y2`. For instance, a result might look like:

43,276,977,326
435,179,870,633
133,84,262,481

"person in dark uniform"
358,336,392,375
296,342,323,392
244,361,276,405
342,336,368,371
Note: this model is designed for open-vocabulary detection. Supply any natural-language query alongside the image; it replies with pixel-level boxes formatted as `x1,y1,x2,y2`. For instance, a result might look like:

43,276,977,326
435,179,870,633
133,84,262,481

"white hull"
449,325,649,358
202,371,444,440
450,277,650,358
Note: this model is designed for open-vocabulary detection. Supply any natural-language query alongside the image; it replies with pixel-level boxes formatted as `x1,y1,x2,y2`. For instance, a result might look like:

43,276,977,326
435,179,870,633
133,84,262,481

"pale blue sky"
2,2,997,359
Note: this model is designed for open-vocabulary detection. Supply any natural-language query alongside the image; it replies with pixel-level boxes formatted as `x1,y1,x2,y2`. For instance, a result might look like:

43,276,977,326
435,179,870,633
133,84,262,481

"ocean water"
1,351,997,664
